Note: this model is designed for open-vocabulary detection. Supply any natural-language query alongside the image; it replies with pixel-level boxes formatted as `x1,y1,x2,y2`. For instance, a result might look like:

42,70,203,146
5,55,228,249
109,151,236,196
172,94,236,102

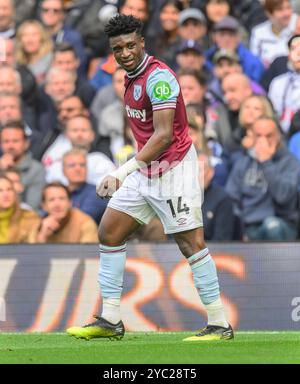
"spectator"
204,0,234,29
0,92,39,149
238,95,275,151
15,19,53,85
0,38,39,112
38,94,108,163
0,175,40,244
45,115,115,185
178,8,208,49
177,68,208,106
205,16,265,83
95,67,128,158
209,49,266,104
199,153,234,241
34,182,98,243
44,66,76,107
268,34,300,134
39,0,87,74
175,39,209,73
153,0,183,70
62,148,108,223
0,0,15,38
226,116,300,241
63,0,118,58
212,72,253,151
0,121,45,209
250,0,300,68
91,67,126,138
52,43,96,107
4,167,33,210
187,111,229,186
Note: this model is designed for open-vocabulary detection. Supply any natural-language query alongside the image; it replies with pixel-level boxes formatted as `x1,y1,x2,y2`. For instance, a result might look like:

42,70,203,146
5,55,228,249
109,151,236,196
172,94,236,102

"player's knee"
177,237,206,257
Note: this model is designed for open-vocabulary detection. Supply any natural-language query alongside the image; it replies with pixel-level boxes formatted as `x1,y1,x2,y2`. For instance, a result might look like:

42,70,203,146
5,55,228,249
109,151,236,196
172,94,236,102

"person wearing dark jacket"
63,148,108,224
39,0,87,74
200,153,234,241
226,116,300,241
205,16,265,83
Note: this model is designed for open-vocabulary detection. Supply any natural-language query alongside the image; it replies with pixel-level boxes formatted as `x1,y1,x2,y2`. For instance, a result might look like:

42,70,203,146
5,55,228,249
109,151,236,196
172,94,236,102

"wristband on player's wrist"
109,157,143,182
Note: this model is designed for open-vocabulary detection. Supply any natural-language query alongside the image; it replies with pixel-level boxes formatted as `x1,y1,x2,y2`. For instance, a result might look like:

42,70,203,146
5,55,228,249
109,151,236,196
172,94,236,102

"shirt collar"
127,53,151,79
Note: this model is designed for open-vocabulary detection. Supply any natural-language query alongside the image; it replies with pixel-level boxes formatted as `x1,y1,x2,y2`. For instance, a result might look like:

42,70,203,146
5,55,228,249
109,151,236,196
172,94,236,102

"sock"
188,248,228,328
98,243,126,324
101,298,121,325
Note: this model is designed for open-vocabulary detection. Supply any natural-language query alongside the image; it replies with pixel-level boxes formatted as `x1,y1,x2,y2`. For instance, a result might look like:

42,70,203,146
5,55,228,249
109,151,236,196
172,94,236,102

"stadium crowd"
1,0,300,244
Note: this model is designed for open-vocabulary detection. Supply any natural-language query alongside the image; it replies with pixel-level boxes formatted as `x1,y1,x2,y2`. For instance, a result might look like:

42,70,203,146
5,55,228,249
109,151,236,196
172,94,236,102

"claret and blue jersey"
124,53,192,176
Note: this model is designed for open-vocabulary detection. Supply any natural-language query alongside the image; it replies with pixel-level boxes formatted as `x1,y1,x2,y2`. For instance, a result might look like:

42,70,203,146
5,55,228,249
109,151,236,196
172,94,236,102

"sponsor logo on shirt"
125,105,146,122
153,81,171,101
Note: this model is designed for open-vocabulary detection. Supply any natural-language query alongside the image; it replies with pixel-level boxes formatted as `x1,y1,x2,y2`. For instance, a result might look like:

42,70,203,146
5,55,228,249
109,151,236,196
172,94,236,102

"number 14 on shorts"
167,197,190,218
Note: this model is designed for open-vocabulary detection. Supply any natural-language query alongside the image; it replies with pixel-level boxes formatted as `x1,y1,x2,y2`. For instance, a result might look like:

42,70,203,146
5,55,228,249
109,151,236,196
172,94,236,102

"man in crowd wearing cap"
209,49,266,104
175,39,210,75
205,16,265,83
178,8,209,49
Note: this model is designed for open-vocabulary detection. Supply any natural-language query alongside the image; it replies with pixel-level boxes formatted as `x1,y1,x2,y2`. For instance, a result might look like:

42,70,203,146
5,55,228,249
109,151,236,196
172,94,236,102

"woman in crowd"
15,20,53,85
0,175,41,244
154,0,184,70
238,95,275,150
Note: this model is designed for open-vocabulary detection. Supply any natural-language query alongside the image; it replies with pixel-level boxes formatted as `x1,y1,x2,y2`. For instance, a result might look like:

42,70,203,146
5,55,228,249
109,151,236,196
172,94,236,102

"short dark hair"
288,34,300,49
0,121,27,139
177,68,208,88
104,14,143,38
42,182,71,202
53,42,77,58
264,0,287,14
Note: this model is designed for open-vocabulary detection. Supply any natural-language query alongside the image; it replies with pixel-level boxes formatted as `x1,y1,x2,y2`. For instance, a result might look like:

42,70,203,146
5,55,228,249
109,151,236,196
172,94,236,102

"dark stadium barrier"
0,243,300,332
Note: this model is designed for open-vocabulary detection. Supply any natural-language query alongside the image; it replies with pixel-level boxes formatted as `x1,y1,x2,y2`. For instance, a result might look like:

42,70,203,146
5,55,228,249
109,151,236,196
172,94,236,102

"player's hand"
0,153,15,170
97,175,121,199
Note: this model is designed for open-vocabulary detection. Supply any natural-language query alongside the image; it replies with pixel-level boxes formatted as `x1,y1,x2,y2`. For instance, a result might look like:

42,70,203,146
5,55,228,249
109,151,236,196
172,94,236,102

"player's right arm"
97,68,179,198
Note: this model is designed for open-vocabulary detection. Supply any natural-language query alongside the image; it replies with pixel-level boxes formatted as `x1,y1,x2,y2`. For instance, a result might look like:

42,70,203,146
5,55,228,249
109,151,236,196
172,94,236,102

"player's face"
110,32,145,72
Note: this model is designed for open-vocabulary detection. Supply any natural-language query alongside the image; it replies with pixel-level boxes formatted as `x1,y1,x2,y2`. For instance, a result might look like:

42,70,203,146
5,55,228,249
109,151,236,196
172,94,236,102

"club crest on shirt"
133,85,142,101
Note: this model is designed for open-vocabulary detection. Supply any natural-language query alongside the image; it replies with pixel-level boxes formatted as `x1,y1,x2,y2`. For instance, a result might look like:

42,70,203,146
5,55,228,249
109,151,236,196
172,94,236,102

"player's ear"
140,36,145,49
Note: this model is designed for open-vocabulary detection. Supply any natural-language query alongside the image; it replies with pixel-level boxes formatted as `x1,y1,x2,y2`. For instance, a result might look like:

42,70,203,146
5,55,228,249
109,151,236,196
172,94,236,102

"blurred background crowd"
1,0,300,244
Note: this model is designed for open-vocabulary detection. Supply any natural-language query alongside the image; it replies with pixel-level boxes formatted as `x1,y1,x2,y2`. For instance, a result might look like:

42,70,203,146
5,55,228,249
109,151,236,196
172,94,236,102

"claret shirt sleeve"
146,68,180,111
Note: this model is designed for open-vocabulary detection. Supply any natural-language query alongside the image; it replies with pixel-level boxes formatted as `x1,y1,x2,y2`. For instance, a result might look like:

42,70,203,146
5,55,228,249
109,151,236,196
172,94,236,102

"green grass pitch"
0,332,300,364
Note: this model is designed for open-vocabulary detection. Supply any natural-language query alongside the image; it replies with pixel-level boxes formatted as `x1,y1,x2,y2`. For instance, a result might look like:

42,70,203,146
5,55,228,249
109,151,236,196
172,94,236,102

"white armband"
109,157,142,182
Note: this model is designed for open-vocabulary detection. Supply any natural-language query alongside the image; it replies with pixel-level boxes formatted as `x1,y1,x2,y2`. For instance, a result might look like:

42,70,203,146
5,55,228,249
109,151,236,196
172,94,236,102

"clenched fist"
97,175,121,199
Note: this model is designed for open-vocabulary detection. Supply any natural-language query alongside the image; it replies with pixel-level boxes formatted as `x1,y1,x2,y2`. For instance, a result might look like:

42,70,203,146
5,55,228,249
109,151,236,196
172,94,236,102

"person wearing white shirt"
268,34,300,134
45,114,115,185
250,0,300,68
